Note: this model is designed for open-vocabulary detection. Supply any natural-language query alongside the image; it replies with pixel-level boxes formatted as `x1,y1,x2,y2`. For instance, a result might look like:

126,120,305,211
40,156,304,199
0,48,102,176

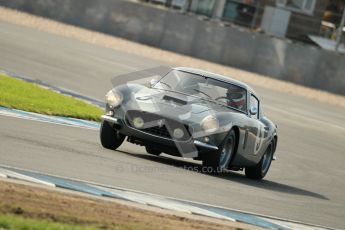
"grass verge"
0,214,99,230
0,73,103,121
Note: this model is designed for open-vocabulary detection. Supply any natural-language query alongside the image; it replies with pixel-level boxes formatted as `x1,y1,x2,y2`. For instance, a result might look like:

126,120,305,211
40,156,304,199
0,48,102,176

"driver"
226,86,246,111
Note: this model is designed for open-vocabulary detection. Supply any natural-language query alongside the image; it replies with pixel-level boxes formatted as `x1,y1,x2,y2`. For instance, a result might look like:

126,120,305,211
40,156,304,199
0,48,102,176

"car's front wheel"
202,129,236,174
100,120,125,150
245,142,274,180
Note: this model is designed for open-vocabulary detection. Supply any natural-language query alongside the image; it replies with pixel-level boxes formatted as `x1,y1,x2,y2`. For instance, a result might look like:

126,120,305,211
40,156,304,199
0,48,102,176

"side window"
250,94,259,119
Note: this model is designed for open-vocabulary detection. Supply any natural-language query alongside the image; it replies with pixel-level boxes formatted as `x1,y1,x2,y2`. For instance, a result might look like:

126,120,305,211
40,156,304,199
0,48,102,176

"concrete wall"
262,0,327,39
1,0,344,95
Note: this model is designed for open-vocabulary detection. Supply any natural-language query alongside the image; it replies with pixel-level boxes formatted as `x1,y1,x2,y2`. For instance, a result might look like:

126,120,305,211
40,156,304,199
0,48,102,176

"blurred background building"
141,0,345,46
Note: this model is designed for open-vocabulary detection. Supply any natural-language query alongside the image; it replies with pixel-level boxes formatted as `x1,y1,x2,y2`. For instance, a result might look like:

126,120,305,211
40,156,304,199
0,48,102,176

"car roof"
173,67,257,96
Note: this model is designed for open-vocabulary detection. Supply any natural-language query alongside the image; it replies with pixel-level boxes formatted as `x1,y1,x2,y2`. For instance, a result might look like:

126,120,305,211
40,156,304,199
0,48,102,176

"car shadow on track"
216,173,329,200
118,150,328,201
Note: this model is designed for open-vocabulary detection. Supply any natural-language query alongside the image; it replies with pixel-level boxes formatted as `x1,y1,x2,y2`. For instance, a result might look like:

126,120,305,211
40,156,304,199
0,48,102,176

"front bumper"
101,115,219,157
101,115,119,125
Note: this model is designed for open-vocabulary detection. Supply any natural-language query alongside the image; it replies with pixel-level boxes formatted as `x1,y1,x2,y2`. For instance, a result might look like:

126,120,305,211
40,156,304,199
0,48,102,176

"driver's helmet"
226,86,246,111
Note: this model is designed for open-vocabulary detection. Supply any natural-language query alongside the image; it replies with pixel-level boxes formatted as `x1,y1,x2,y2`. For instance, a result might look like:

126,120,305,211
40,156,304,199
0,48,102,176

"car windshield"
153,70,247,113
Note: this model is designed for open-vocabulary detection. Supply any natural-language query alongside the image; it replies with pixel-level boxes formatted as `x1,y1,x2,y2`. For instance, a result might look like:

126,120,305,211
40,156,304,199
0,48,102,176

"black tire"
100,120,125,150
245,142,273,180
145,146,161,156
202,129,236,174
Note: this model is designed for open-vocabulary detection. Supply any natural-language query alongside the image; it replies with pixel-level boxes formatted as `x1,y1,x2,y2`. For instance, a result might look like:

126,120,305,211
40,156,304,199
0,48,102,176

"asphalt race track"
1,21,345,229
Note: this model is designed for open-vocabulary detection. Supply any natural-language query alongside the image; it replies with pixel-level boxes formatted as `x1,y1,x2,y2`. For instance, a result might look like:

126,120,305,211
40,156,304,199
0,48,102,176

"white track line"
0,109,99,130
0,169,55,187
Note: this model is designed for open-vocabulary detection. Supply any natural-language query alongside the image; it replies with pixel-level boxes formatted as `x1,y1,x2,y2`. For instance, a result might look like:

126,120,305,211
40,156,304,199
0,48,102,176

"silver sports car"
100,67,278,180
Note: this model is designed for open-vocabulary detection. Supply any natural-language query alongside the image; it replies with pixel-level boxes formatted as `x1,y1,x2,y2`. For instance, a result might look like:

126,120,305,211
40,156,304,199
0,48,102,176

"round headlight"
201,115,219,133
132,117,144,129
173,128,184,139
106,90,122,108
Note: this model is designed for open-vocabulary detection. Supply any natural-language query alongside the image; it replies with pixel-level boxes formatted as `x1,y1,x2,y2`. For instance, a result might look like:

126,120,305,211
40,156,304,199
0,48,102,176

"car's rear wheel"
245,142,273,180
145,146,161,156
100,120,125,150
202,129,236,174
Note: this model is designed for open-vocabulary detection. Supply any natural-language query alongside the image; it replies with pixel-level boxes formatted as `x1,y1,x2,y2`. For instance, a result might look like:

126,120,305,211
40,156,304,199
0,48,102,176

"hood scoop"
162,95,187,105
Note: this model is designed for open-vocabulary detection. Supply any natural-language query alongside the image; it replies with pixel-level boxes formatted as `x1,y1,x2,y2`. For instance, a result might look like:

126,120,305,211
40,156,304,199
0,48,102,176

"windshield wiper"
199,97,246,114
193,89,212,98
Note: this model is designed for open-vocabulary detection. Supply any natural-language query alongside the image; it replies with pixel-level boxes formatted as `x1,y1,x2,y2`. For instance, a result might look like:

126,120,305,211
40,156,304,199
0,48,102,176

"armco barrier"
1,0,344,95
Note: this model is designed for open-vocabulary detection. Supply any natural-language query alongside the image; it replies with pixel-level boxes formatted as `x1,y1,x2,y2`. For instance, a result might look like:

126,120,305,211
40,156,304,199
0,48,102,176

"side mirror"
250,106,258,116
150,78,158,88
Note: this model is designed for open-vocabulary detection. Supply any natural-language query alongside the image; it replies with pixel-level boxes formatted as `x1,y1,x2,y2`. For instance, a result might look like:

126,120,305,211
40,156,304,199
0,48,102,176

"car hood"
130,87,236,115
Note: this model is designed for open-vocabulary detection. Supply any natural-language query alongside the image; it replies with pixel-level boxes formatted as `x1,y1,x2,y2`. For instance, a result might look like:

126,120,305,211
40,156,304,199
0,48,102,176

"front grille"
142,125,171,139
126,110,191,141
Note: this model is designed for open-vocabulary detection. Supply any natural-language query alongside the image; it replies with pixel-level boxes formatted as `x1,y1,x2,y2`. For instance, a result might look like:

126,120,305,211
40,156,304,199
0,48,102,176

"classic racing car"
100,67,278,180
